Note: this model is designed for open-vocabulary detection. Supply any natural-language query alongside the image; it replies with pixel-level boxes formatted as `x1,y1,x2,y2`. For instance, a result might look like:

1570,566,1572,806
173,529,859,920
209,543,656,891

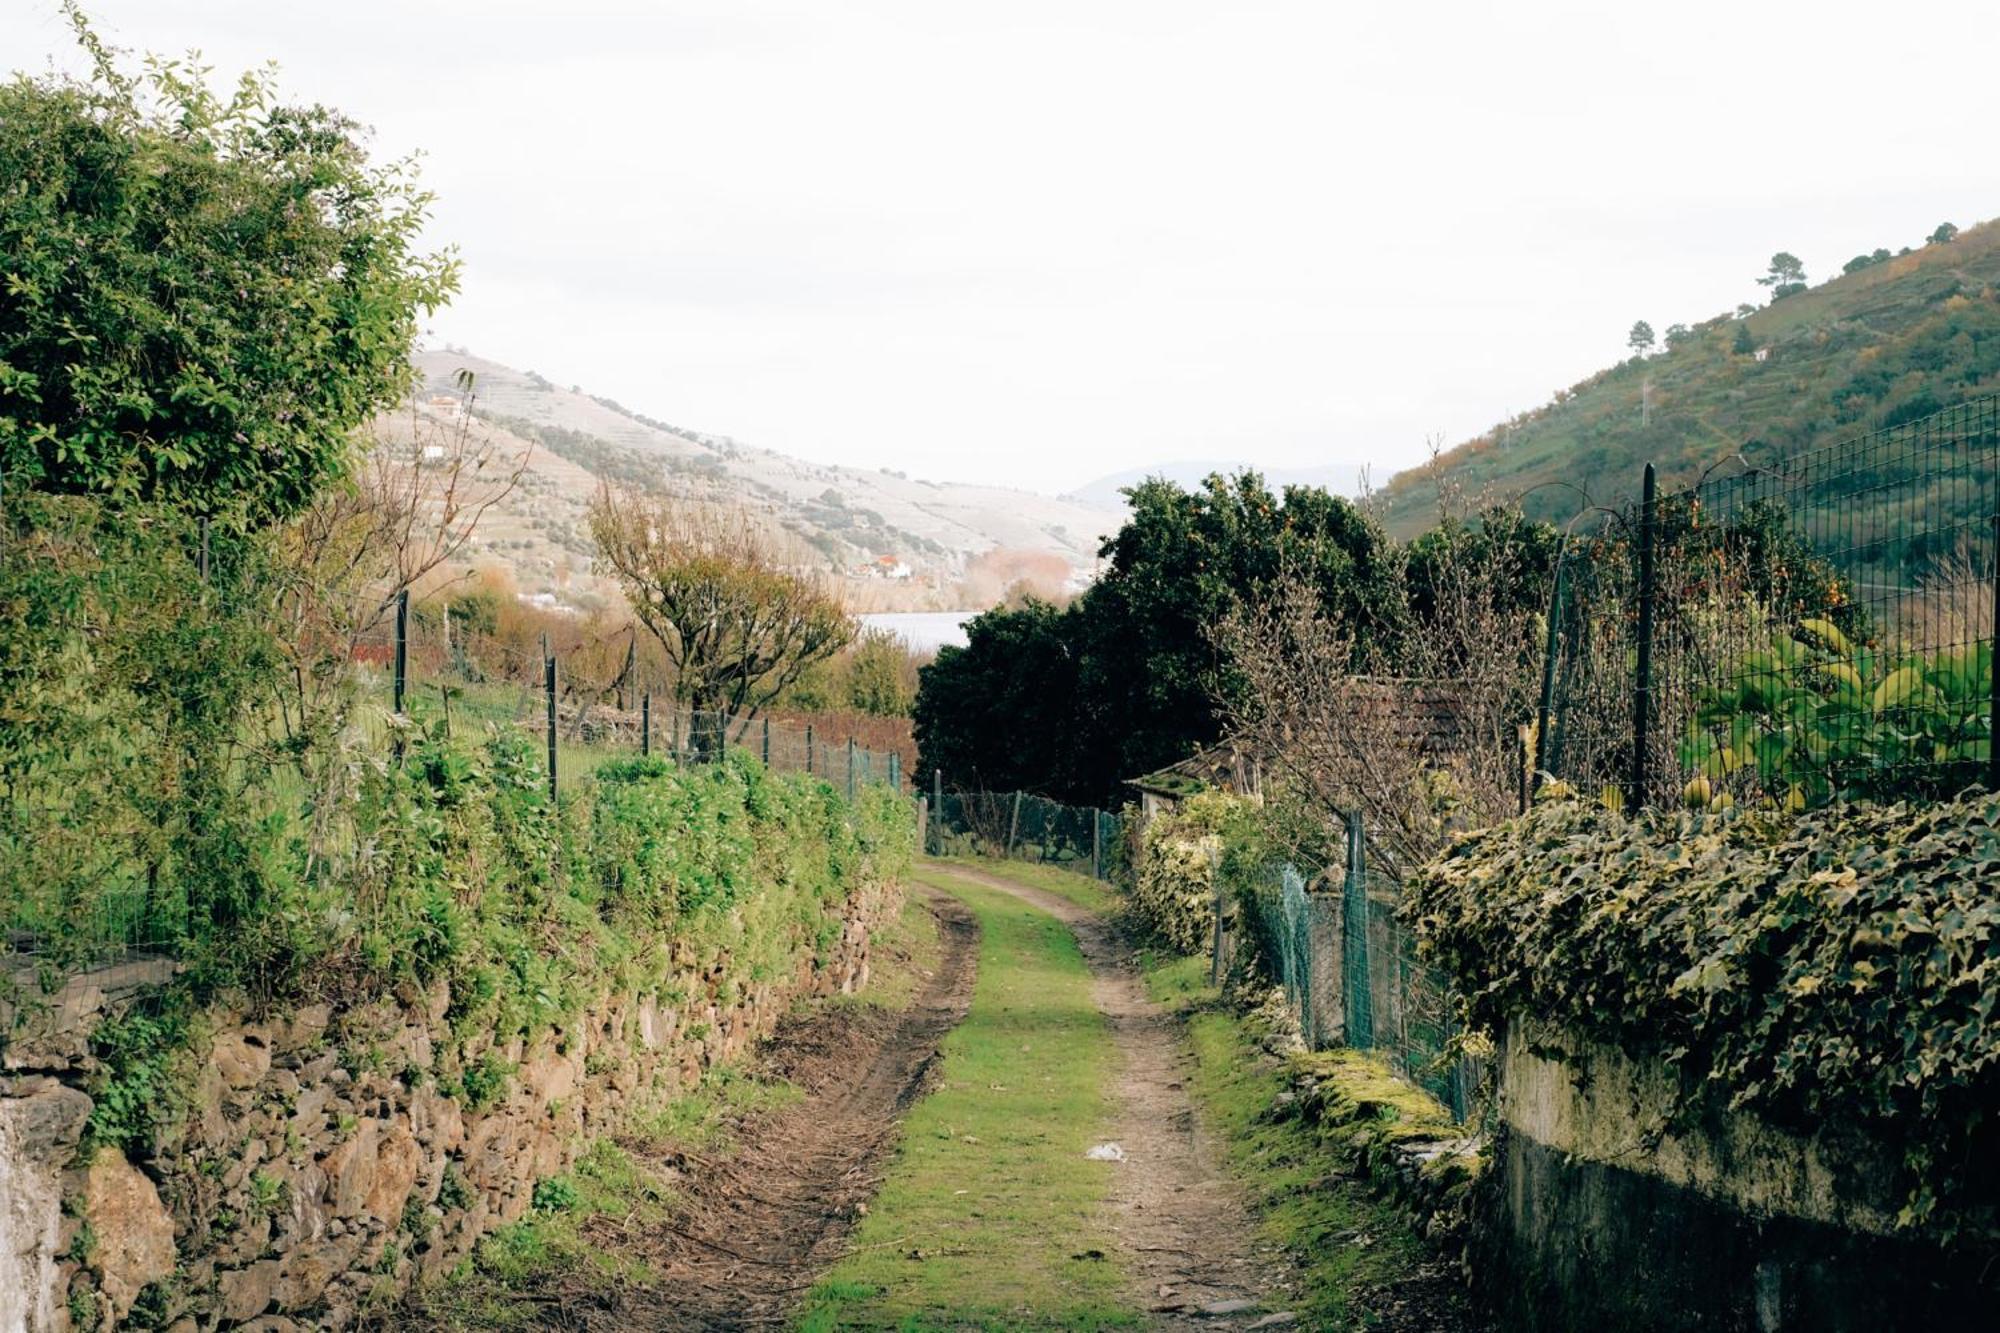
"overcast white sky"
6,2,1997,493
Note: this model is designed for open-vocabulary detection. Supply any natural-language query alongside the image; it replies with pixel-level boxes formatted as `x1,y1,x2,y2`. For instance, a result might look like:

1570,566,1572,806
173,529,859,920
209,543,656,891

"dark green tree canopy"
916,471,1431,805
913,600,1082,797
1758,251,1808,301
0,30,457,521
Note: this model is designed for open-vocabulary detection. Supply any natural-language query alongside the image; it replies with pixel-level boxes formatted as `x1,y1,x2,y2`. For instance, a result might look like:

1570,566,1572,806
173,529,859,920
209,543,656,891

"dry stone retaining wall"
0,893,890,1332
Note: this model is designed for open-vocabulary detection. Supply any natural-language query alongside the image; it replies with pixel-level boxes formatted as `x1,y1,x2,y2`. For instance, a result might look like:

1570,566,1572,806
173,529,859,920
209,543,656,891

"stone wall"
0,892,890,1332
1479,1019,1989,1331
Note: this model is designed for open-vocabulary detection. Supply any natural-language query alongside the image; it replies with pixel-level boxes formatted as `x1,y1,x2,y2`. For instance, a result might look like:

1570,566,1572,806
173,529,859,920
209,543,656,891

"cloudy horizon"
6,1,1996,494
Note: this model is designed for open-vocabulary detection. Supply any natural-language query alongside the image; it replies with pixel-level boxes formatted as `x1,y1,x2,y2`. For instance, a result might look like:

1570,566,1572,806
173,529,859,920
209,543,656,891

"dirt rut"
927,863,1293,1329
589,886,980,1330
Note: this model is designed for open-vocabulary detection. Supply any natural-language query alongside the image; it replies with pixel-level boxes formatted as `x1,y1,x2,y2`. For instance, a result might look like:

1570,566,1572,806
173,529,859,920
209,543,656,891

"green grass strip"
945,857,1450,1328
795,871,1138,1331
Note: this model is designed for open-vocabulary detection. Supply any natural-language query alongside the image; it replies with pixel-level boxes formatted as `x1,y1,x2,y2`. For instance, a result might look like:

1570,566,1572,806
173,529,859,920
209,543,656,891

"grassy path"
942,858,1478,1333
797,867,1136,1331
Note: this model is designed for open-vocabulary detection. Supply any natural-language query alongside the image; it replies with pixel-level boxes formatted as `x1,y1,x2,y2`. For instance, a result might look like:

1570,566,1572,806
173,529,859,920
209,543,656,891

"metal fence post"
847,737,856,800
1343,811,1373,1049
1006,791,1022,857
1092,808,1102,880
933,768,944,856
641,692,651,757
1990,512,1999,793
1532,541,1567,792
889,752,901,793
393,588,409,717
1631,462,1659,811
762,717,771,767
544,653,558,799
806,724,815,776
1209,844,1225,986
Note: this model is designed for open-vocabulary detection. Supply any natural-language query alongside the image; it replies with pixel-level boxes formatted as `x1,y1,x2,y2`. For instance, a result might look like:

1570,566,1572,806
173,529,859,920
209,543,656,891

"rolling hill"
1371,217,2000,538
402,351,1121,610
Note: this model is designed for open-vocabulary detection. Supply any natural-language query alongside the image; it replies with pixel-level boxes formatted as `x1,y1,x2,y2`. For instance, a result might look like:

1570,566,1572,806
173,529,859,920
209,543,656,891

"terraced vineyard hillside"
409,350,1120,607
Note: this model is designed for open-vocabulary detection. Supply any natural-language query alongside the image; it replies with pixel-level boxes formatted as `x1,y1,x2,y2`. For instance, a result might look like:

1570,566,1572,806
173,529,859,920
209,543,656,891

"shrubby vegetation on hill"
1374,219,2000,538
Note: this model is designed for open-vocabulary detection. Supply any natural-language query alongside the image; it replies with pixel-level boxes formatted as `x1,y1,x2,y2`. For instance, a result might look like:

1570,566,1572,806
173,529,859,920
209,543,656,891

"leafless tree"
264,376,527,864
1219,521,1546,881
589,485,853,756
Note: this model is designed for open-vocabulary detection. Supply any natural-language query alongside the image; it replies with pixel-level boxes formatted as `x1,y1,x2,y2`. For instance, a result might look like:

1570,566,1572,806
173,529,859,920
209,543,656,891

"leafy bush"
1683,618,1993,808
333,734,913,1049
84,1010,189,1154
1411,793,2000,1239
1132,791,1264,954
0,30,456,521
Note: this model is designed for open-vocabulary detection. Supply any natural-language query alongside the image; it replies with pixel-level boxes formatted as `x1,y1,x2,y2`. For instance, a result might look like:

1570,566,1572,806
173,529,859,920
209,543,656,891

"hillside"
1372,217,2000,537
406,350,1121,608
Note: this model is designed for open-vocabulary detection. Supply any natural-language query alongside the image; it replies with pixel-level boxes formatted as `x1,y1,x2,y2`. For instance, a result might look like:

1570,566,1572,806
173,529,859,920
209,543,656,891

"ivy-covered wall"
1412,792,2000,1328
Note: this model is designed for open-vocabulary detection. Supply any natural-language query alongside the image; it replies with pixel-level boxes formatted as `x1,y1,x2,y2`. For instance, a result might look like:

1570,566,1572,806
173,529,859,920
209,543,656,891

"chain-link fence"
925,786,1124,882
1238,814,1474,1120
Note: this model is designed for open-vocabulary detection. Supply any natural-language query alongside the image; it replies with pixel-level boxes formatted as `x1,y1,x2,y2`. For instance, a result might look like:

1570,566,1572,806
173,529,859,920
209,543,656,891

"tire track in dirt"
926,862,1294,1330
587,885,980,1330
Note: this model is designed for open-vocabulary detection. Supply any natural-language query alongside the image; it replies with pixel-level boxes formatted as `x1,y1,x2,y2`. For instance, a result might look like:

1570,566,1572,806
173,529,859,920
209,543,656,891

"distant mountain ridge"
408,350,1121,607
1371,216,2000,537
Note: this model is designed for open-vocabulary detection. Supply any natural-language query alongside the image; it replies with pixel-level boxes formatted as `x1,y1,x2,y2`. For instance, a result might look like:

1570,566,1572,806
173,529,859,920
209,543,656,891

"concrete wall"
1481,1020,1989,1331
0,892,890,1332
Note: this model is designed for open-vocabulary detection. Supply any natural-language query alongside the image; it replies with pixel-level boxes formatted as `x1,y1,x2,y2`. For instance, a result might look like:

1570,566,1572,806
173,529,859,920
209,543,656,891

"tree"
1842,247,1893,276
0,10,458,523
915,472,1405,805
1928,221,1959,246
1732,321,1758,355
265,385,526,858
1758,252,1808,301
1628,321,1656,356
1664,323,1692,350
589,487,853,754
913,602,1082,796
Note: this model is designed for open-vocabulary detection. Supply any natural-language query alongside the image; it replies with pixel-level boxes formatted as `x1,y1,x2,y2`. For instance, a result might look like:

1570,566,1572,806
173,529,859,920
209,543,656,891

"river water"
858,611,974,654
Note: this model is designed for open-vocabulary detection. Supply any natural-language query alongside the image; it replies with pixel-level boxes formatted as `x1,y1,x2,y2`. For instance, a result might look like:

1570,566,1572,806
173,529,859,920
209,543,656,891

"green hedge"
345,737,915,1043
1411,793,2000,1240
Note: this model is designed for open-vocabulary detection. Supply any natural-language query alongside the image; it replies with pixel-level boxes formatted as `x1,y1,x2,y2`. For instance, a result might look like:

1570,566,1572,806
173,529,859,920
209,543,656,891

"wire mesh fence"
925,786,1123,882
1542,395,1999,811
350,608,912,796
1238,815,1474,1120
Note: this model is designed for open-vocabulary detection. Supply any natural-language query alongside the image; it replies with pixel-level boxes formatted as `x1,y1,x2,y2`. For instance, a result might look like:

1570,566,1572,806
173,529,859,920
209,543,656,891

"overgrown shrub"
340,734,914,1045
1411,793,2000,1240
1682,618,1994,808
1131,791,1264,954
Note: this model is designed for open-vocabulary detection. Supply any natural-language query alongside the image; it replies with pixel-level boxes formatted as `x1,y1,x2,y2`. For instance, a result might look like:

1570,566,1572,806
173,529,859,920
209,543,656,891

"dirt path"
600,885,981,1330
926,862,1295,1328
